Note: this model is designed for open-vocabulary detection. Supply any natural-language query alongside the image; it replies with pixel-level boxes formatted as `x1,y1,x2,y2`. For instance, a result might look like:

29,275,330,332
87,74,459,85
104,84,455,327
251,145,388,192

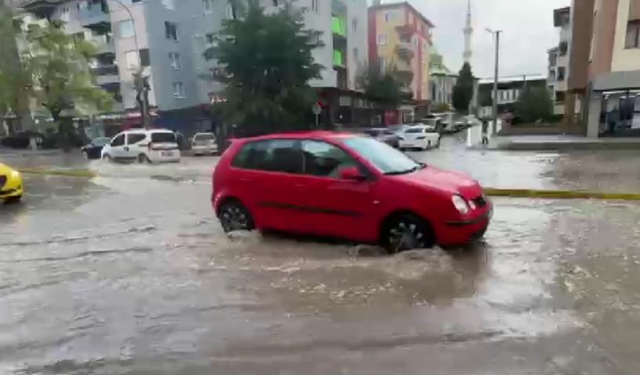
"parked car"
81,137,111,160
191,132,218,155
398,125,441,150
362,128,400,148
212,131,491,252
101,129,181,163
0,163,23,204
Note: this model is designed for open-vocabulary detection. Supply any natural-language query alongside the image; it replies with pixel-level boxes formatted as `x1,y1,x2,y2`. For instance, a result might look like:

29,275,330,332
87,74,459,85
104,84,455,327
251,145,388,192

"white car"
191,132,218,155
101,129,181,163
398,125,441,150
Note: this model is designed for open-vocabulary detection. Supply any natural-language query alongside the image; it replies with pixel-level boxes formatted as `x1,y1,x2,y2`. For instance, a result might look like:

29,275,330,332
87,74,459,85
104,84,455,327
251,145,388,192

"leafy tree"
452,62,474,113
357,61,403,109
204,0,323,137
0,7,31,134
515,86,553,123
21,20,113,144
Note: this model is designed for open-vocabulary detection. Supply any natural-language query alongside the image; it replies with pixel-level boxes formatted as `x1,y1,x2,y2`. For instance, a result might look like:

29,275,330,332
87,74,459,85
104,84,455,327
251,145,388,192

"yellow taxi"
0,163,23,203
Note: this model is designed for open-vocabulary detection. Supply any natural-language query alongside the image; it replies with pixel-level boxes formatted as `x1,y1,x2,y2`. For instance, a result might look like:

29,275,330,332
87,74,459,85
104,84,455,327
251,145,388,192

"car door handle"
124,146,129,151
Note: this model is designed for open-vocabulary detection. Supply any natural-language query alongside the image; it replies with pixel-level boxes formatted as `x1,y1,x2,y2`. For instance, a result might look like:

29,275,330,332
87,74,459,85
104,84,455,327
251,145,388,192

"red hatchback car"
212,132,491,252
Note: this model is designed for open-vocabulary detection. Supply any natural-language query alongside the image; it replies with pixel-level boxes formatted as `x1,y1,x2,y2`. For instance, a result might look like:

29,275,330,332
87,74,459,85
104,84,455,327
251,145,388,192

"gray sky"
376,0,571,79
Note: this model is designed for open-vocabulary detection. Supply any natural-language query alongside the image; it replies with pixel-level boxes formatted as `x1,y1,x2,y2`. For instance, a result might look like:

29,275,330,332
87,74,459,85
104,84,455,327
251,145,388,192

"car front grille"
0,175,6,189
473,195,488,208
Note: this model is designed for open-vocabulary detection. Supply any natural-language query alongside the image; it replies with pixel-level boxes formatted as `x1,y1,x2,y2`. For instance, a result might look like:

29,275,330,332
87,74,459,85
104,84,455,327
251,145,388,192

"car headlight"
451,194,469,214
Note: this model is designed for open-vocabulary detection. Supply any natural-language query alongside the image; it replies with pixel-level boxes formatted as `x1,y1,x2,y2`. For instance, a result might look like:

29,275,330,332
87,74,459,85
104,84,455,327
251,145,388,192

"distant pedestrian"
481,119,489,145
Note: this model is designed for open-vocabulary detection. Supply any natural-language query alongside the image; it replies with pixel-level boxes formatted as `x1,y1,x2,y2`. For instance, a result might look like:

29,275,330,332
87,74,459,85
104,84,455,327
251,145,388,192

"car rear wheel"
219,200,255,233
382,213,435,253
103,154,112,162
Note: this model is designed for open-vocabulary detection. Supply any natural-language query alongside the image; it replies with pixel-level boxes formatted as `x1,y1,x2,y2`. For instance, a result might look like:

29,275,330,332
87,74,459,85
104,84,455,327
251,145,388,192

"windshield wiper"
385,165,421,176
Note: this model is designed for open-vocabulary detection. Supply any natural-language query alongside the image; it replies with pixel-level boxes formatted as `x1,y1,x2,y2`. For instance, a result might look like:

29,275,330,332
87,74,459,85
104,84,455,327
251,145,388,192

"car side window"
301,140,357,179
111,134,125,147
127,134,146,145
232,140,303,174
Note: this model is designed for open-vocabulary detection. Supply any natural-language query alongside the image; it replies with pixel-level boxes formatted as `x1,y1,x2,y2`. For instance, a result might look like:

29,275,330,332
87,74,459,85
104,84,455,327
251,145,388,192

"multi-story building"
17,0,368,136
476,75,547,119
548,6,571,115
368,1,433,104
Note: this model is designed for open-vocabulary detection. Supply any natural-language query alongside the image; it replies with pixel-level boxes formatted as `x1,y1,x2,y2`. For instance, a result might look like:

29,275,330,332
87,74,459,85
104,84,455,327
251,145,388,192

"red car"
212,131,491,252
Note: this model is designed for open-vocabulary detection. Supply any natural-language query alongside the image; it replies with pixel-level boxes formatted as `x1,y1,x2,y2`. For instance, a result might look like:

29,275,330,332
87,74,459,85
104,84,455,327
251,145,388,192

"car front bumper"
0,172,24,201
437,207,492,246
192,145,217,154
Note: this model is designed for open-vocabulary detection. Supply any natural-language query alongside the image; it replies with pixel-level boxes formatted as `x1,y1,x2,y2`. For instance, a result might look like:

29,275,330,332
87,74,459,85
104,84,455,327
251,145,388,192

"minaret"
463,0,473,64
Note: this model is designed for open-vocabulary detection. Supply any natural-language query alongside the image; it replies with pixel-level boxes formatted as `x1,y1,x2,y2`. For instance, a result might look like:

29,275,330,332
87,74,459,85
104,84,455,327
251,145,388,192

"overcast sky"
374,0,571,79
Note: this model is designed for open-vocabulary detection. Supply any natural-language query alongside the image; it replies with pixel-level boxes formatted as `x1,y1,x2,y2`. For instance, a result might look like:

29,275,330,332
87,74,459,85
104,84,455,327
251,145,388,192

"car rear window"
151,133,176,143
232,139,302,174
405,128,424,134
195,134,215,141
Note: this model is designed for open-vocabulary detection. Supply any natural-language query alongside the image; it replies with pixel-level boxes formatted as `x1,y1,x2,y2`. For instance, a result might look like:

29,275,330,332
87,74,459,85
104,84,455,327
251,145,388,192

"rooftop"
369,1,435,28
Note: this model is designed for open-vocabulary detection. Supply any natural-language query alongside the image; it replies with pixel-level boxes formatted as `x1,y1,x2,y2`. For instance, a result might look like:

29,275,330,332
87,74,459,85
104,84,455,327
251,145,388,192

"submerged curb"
17,167,97,178
484,188,640,201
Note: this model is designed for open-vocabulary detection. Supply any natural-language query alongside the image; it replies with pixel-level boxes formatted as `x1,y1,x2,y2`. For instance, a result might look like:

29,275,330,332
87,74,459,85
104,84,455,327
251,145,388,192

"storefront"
587,71,640,138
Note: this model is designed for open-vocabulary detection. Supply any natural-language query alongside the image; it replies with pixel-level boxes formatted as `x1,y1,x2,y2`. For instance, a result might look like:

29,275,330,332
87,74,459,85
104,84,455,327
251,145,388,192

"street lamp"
486,28,502,136
107,0,149,128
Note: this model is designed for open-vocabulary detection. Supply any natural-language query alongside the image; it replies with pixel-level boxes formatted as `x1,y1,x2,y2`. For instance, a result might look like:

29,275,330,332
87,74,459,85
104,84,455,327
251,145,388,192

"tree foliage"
452,62,474,113
356,61,403,109
515,87,553,123
21,20,113,123
204,0,323,136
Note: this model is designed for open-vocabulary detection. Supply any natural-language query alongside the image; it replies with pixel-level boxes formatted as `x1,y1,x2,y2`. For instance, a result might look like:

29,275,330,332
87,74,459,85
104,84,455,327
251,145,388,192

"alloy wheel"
387,215,432,252
220,202,254,233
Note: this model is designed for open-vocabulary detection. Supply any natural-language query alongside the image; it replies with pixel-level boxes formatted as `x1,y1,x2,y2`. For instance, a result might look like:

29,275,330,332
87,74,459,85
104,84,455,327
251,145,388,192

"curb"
17,167,97,178
484,188,640,201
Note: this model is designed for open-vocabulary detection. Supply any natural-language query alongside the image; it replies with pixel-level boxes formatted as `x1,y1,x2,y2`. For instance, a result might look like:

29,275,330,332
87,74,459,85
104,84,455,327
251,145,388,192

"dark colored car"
212,131,492,252
81,137,111,159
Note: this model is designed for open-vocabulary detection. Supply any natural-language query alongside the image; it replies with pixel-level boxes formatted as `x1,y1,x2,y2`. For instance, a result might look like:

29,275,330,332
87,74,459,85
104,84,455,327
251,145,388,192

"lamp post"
107,0,149,128
486,28,502,136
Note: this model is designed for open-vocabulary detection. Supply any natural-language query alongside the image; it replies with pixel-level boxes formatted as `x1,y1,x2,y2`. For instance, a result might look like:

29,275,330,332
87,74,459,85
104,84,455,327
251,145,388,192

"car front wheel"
103,154,112,162
382,213,435,253
219,200,255,233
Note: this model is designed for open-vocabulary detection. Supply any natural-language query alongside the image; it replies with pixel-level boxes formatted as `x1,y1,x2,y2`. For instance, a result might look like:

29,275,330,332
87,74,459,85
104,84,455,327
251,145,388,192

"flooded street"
2,136,640,374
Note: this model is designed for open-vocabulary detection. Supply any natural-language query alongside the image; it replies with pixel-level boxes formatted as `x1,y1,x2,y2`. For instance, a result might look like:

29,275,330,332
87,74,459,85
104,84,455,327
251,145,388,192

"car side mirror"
339,166,366,182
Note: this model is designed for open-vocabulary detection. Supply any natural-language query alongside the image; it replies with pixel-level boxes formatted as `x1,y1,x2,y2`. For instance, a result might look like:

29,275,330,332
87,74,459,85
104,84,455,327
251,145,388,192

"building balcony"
394,69,414,86
20,0,58,19
91,64,119,77
80,5,111,30
333,50,346,69
396,42,415,62
396,25,416,37
90,34,115,56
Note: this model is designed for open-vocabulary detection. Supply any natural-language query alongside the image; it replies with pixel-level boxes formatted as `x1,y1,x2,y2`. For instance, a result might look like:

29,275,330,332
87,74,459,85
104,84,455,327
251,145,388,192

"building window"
203,0,213,13
353,47,359,65
559,41,568,56
172,82,185,98
206,33,216,46
384,11,396,23
169,52,181,70
557,67,566,81
140,48,150,67
312,0,319,12
165,21,178,41
352,18,357,32
377,34,387,45
626,21,640,48
59,6,70,22
162,0,174,10
125,50,139,70
271,0,280,6
119,20,134,38
412,35,419,47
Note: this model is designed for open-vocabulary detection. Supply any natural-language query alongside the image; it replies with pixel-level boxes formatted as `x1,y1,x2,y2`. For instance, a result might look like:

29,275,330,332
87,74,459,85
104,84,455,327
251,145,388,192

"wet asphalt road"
2,135,640,374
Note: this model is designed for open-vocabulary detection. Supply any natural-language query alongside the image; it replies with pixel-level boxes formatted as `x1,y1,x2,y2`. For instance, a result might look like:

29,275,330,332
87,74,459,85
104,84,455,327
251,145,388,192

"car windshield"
195,134,215,141
151,133,176,143
92,138,110,146
344,137,422,175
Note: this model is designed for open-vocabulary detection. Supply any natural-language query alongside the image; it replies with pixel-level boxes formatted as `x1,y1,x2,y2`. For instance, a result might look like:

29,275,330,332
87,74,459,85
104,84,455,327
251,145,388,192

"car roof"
239,131,358,142
122,129,173,134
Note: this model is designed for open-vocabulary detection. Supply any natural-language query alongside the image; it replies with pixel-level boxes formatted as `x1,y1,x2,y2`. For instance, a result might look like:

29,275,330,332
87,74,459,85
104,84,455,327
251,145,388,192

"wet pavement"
2,135,640,374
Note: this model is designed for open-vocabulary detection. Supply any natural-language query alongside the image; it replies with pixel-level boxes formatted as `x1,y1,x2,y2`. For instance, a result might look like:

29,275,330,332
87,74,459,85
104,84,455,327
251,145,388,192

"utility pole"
487,28,502,136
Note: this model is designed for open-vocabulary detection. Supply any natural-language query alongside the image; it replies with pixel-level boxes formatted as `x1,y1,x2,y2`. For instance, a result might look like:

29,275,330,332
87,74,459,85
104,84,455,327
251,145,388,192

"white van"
101,129,181,163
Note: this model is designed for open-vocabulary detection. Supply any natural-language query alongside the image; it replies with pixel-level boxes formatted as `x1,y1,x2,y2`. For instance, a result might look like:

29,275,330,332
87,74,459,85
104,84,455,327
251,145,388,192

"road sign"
312,103,322,115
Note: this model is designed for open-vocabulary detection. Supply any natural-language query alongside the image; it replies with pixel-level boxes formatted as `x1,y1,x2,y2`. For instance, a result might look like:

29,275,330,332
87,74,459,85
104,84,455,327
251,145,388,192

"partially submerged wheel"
138,154,150,164
219,200,255,233
382,213,435,253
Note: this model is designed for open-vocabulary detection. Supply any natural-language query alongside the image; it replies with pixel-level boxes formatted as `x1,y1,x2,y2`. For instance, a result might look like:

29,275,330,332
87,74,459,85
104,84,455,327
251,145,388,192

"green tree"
204,0,323,137
21,20,113,144
356,61,403,109
452,62,474,113
515,86,553,123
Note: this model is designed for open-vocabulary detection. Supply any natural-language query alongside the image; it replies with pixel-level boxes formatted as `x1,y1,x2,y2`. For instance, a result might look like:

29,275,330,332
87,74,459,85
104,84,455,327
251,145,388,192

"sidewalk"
489,135,640,151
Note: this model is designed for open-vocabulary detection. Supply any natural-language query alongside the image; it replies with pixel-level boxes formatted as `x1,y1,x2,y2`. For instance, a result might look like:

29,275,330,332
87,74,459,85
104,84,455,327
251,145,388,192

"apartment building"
429,51,457,109
548,6,571,115
17,0,368,135
368,1,433,103
563,0,640,137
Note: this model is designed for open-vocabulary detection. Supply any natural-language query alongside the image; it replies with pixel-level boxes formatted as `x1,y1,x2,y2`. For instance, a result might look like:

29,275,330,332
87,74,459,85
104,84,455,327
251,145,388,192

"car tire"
381,213,435,253
219,200,255,233
138,154,151,164
103,154,112,163
4,195,22,204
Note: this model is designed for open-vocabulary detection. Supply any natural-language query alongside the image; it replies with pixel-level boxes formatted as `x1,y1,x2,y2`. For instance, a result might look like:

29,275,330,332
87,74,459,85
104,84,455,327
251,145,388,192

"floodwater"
2,136,640,374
